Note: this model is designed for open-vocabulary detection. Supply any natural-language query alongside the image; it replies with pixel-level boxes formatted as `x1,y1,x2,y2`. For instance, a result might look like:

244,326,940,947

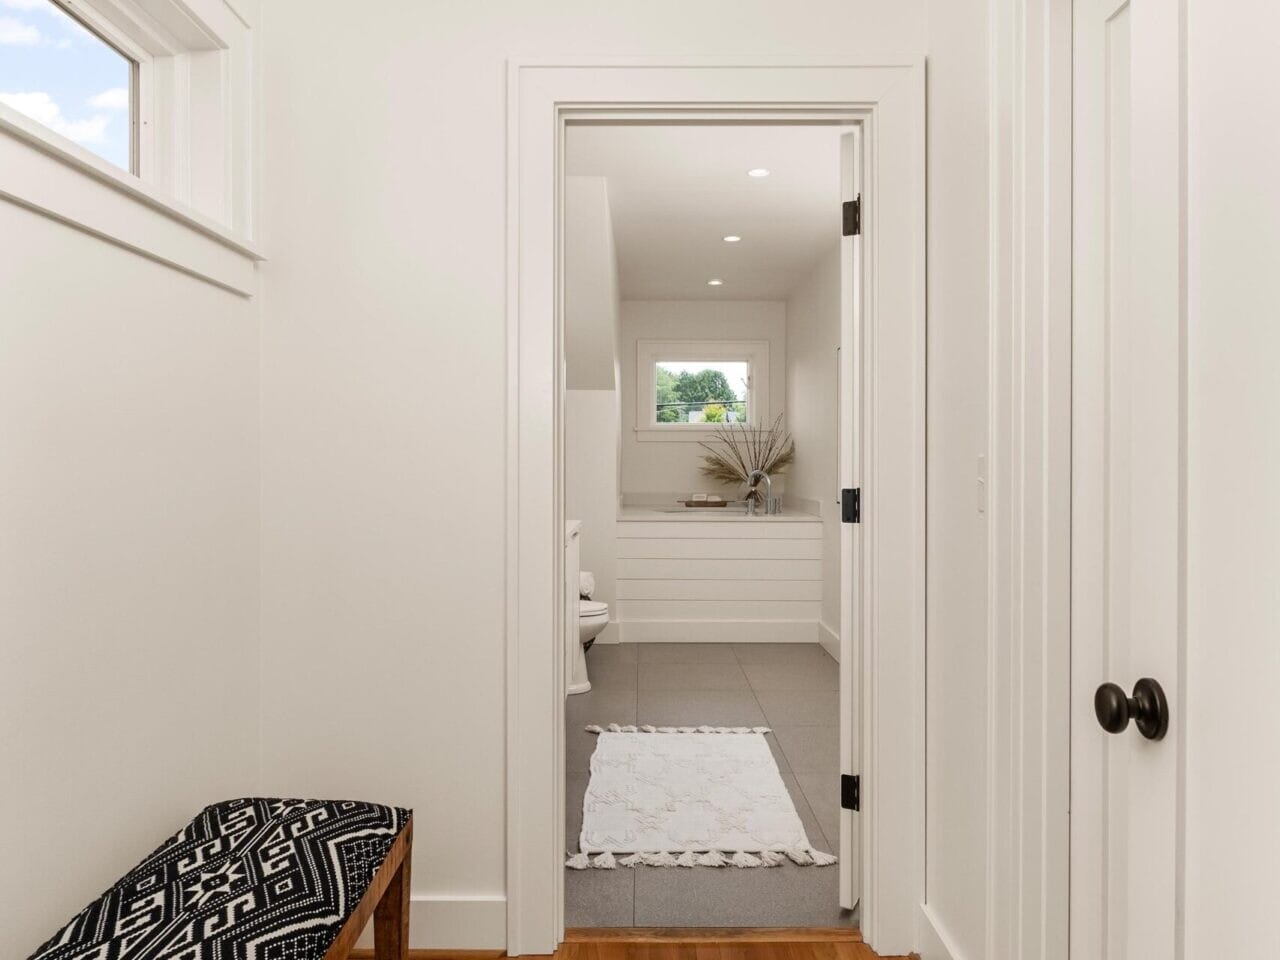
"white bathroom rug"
565,724,837,869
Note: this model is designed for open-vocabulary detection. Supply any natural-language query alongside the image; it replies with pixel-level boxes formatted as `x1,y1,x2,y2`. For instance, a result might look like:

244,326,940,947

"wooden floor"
351,927,909,960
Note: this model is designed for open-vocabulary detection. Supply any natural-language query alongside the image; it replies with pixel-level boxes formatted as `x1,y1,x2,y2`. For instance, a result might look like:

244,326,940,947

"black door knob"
1094,678,1169,741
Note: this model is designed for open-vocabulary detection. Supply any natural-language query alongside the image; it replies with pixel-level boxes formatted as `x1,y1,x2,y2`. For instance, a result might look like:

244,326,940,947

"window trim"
634,338,771,442
0,0,263,294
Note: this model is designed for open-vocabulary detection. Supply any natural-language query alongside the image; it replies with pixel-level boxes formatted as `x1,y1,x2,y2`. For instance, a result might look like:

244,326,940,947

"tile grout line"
737,648,777,735
736,647,828,848
737,645,839,852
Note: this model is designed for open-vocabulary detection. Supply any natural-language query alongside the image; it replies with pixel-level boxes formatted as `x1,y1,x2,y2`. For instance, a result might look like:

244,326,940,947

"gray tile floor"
565,641,855,928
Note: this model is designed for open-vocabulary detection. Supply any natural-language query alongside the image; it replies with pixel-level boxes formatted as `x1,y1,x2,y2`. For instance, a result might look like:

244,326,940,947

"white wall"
564,176,621,390
0,203,260,955
257,0,926,948
784,243,843,636
619,299,788,497
1184,2,1280,954
564,176,621,633
566,390,620,640
921,0,992,956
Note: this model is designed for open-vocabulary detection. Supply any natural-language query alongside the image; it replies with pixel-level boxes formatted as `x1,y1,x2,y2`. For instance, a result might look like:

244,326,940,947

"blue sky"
0,0,131,169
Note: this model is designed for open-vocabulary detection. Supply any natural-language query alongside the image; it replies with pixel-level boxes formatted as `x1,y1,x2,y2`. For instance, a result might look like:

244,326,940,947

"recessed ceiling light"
747,168,771,178
723,235,742,243
707,278,724,286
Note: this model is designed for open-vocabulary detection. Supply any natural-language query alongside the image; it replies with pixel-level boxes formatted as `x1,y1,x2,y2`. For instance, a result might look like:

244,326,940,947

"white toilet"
579,599,610,649
571,596,609,696
566,521,609,695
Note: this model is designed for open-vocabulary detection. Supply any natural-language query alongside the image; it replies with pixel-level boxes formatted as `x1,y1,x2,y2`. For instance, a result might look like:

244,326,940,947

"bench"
27,797,413,960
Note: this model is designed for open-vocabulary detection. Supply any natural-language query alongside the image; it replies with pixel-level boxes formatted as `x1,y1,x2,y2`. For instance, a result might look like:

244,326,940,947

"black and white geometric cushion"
28,797,412,960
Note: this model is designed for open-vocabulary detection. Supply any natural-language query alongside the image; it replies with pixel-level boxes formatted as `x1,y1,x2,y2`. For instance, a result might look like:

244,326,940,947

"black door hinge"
841,774,860,811
841,487,860,523
842,195,861,236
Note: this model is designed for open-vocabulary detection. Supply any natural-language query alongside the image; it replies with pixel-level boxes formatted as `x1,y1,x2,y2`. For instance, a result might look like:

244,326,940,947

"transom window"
636,339,770,439
0,0,137,172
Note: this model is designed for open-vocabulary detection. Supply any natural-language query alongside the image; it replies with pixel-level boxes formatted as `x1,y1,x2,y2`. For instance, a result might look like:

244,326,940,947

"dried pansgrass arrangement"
698,413,796,502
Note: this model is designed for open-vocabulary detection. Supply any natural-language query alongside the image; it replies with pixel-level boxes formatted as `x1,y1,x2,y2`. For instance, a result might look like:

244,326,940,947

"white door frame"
838,124,864,913
505,59,925,958
948,3,1073,958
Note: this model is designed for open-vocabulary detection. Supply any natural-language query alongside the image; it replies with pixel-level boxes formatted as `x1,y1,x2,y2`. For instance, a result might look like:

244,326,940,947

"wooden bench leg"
373,847,410,960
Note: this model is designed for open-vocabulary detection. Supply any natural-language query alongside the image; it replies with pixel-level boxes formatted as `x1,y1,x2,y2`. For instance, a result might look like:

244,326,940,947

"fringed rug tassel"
585,724,771,735
566,848,834,868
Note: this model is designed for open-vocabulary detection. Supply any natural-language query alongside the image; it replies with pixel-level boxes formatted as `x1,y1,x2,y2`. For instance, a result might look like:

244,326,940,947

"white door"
1071,1,1182,956
838,127,862,911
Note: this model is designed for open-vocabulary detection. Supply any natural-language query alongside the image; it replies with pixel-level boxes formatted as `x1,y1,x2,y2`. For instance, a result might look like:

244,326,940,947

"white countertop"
617,505,821,523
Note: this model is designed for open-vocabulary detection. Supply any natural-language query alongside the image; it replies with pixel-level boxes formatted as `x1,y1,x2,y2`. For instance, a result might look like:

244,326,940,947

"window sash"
50,0,143,174
635,339,771,436
653,359,752,426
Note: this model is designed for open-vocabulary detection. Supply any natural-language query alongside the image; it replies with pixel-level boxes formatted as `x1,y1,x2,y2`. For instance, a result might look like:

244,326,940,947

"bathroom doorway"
504,60,926,956
559,119,863,927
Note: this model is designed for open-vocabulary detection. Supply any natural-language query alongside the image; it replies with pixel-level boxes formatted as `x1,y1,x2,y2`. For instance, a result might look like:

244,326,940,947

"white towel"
580,571,595,599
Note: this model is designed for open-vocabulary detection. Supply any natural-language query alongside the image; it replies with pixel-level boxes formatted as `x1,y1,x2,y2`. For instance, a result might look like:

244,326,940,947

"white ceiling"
565,124,847,301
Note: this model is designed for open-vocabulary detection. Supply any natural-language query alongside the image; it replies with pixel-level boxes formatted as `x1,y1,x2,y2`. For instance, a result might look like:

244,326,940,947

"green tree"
674,369,737,406
655,366,683,422
656,366,741,422
703,403,727,423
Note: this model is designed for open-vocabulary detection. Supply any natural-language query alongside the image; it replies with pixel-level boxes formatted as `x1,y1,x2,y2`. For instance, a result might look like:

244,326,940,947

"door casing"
506,60,926,957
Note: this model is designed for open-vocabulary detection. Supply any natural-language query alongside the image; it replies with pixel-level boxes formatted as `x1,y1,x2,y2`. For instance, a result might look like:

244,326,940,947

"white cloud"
0,91,110,145
0,14,40,44
0,0,47,11
88,87,129,110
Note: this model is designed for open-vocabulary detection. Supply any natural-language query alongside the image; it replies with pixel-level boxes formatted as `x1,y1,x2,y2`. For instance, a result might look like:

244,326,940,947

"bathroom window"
655,360,750,424
636,340,770,440
0,0,138,172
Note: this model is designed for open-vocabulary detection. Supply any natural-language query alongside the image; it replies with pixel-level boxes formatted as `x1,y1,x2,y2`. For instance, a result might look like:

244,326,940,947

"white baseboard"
621,620,816,643
818,620,840,662
355,894,506,950
592,620,622,644
916,902,965,960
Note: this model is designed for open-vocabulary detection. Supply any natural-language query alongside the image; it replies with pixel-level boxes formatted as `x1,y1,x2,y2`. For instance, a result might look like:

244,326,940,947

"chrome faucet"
746,469,781,516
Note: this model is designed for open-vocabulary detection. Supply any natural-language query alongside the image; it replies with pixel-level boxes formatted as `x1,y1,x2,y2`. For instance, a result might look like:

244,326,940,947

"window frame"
634,338,771,441
11,0,146,175
0,0,263,294
71,3,149,182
